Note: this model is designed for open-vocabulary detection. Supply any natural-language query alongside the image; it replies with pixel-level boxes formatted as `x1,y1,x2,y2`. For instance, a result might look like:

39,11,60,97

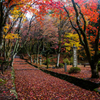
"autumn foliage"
0,0,100,79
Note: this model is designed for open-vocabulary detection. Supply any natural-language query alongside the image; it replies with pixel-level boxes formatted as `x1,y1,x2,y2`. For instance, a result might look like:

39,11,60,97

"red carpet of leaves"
13,58,100,100
44,65,100,83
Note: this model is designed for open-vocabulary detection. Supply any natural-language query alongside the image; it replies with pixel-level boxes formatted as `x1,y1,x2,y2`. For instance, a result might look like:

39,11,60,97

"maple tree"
64,32,81,51
0,0,48,67
39,0,79,68
0,0,47,49
36,0,100,78
0,7,23,64
28,15,58,66
18,14,43,64
41,15,58,68
0,0,21,49
48,10,69,67
0,0,24,63
21,17,45,64
4,18,23,66
61,0,100,78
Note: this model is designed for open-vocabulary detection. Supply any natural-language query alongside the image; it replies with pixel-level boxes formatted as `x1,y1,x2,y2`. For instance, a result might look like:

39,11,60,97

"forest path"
13,58,100,100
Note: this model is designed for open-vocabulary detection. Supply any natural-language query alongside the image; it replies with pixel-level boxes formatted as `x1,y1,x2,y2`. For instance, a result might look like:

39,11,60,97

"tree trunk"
10,53,17,67
30,55,33,63
56,53,60,67
34,54,36,63
90,63,99,78
0,2,3,49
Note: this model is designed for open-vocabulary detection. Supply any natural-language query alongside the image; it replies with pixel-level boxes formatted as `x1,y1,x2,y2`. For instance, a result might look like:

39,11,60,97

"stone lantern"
39,56,42,65
72,44,77,67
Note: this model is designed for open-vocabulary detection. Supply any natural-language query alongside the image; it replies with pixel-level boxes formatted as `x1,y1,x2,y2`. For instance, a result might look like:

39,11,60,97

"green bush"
68,67,81,74
59,63,64,68
63,58,70,65
98,61,100,70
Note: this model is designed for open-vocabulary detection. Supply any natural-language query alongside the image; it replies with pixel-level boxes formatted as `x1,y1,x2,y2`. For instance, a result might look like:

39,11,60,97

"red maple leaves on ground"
45,66,100,83
13,58,100,100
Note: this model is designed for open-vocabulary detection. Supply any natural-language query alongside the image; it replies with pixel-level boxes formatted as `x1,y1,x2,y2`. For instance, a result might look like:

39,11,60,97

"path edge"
10,66,18,100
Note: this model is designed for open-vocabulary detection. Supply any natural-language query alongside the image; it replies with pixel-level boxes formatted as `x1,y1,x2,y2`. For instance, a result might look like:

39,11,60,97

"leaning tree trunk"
0,2,3,50
30,55,33,63
10,53,17,67
26,50,33,63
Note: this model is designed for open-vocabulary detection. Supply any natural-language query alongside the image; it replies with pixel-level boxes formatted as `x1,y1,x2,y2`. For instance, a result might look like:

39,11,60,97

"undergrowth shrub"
68,67,81,74
63,58,70,65
59,63,64,68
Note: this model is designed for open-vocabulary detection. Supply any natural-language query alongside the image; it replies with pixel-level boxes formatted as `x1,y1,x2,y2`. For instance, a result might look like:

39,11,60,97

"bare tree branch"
6,13,22,34
76,3,86,32
63,5,85,46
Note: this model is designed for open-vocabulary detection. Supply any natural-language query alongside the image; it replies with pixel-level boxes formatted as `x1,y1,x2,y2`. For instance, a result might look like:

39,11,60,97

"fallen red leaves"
45,66,100,83
13,58,100,100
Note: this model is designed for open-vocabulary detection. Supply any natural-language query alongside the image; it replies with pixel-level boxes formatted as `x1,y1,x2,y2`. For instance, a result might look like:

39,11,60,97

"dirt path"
13,58,100,100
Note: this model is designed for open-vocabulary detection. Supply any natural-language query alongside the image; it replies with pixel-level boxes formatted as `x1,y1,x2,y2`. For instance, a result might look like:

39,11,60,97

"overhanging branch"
63,5,85,46
76,3,86,32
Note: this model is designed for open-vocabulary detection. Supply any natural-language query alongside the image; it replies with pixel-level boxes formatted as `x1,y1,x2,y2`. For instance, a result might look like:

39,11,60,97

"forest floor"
13,58,100,100
32,62,100,83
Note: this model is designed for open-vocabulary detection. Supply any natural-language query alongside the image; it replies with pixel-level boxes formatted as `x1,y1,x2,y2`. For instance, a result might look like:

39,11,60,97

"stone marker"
64,63,67,72
34,59,36,63
73,44,77,67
